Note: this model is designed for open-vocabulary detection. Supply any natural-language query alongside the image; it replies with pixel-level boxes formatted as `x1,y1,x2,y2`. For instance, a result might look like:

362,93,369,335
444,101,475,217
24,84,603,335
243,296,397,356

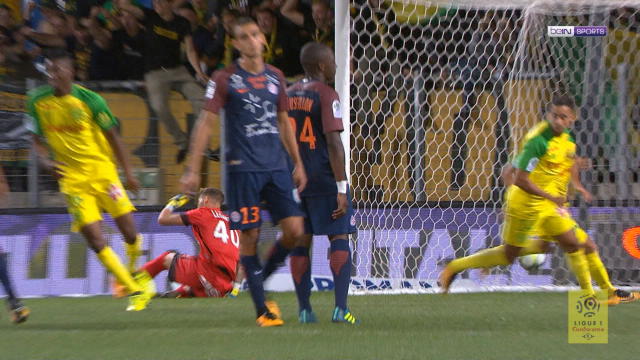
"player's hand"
578,188,593,203
292,165,307,193
179,170,200,195
332,193,348,219
549,195,566,208
124,174,140,192
166,194,190,210
576,157,592,171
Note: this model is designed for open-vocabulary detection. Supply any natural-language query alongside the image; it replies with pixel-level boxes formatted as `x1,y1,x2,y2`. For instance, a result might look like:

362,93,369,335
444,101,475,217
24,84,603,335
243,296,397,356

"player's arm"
570,159,593,203
32,135,65,179
326,131,348,219
500,163,516,187
89,92,140,190
181,110,218,193
103,128,140,191
157,194,190,226
277,111,307,192
512,137,565,207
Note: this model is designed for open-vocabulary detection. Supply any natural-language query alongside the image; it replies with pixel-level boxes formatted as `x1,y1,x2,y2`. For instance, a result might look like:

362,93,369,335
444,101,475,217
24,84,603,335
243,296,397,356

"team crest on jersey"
230,211,242,223
205,80,216,99
230,74,246,90
332,100,342,118
267,82,278,95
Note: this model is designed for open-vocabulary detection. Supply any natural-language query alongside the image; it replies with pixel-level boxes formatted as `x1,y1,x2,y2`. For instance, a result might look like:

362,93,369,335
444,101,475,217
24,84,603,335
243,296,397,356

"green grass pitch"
1,291,638,360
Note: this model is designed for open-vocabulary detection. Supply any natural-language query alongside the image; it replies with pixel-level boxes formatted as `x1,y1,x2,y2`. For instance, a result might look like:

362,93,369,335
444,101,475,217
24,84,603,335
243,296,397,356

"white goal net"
348,0,640,292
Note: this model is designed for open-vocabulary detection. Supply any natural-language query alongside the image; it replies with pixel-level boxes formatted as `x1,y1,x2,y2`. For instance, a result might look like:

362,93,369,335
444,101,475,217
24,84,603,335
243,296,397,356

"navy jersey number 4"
287,78,344,197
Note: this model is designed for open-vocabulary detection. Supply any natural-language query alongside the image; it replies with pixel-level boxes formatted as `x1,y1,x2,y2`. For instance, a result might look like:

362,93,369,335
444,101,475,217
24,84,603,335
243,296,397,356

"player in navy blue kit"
180,17,307,327
287,42,359,325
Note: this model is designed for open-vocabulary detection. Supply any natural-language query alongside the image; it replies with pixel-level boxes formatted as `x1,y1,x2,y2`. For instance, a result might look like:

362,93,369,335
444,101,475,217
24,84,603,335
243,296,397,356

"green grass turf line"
0,292,638,360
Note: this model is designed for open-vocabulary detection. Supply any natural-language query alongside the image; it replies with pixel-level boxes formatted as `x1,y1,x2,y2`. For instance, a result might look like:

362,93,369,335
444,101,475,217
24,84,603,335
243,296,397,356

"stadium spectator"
351,0,409,167
281,0,333,48
119,0,207,163
255,7,303,78
111,7,145,80
450,11,509,191
0,3,38,80
211,7,240,69
76,6,120,80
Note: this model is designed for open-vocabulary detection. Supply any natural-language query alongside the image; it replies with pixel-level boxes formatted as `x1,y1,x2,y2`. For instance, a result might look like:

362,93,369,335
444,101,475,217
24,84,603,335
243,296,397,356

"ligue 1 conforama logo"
548,26,607,37
576,293,600,318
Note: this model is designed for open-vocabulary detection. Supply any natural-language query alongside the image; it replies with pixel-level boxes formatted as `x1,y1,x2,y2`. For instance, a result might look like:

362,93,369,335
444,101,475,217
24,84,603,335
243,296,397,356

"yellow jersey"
26,84,120,192
506,121,576,217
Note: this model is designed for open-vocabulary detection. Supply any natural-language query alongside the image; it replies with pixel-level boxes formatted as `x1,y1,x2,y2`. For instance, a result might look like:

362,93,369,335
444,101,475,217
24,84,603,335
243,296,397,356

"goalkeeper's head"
197,188,224,209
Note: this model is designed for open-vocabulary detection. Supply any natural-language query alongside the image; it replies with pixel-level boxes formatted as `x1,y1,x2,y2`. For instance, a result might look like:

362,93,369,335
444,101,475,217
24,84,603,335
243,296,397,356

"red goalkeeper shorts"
169,254,233,298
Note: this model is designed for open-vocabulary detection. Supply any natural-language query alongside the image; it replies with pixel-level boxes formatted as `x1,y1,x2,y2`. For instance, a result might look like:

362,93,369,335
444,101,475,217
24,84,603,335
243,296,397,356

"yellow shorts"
64,178,136,232
501,213,537,247
530,207,588,244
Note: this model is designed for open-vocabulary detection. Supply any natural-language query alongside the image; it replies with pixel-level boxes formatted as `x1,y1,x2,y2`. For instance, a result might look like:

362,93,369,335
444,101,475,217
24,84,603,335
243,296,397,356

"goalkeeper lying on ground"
132,189,241,298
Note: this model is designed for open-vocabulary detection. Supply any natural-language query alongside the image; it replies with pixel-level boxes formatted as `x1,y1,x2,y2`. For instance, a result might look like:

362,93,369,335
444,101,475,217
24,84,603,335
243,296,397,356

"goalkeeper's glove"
164,194,190,212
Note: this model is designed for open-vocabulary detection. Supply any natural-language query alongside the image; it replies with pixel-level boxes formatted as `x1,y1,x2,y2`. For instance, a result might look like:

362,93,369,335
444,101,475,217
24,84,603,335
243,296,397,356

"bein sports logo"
548,26,607,37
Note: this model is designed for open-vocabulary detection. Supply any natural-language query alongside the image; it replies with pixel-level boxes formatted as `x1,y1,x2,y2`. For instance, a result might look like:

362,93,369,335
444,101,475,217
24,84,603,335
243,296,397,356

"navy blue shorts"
300,188,357,236
225,170,304,230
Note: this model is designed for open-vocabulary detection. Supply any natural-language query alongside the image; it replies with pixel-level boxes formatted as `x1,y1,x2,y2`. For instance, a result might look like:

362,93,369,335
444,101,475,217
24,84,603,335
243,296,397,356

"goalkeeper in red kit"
134,189,240,298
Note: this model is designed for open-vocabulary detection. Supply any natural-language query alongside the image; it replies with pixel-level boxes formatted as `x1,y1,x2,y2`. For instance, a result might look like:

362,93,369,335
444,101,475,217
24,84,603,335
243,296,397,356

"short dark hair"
300,42,331,73
44,48,73,62
551,94,576,111
199,188,224,204
231,16,258,37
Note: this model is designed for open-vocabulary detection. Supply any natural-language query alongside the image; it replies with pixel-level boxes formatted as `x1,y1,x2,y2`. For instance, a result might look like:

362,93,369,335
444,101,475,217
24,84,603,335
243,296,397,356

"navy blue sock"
290,246,312,312
262,240,291,281
240,255,267,317
0,253,16,302
330,239,352,310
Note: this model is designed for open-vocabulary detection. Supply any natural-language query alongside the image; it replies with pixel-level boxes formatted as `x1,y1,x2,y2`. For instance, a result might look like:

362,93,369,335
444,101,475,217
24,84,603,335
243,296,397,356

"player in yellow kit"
26,50,154,311
500,155,638,305
439,95,616,298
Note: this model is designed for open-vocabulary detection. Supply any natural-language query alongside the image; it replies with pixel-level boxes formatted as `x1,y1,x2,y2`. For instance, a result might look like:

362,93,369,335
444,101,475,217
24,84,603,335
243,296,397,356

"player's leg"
328,234,359,325
80,221,154,310
99,180,141,273
261,170,306,280
290,234,315,322
227,171,283,326
113,213,143,273
439,213,536,293
544,211,594,295
580,231,639,304
0,249,29,324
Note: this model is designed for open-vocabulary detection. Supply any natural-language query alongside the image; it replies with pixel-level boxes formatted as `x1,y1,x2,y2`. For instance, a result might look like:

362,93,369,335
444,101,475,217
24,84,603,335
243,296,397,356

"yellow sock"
566,250,594,295
125,234,143,273
585,252,614,294
97,246,141,294
448,245,510,273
